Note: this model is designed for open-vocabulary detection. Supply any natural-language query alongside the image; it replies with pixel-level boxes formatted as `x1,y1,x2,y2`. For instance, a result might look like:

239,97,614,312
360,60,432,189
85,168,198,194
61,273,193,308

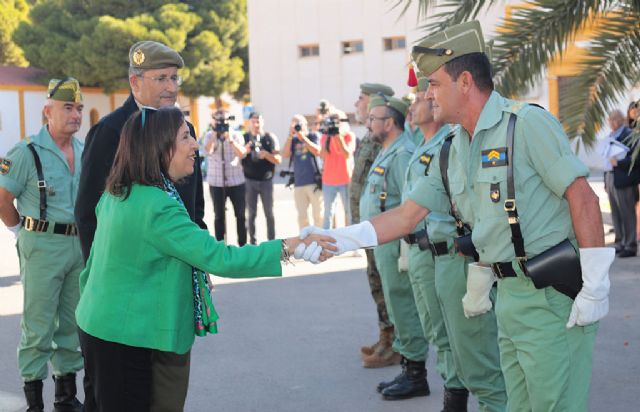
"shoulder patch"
0,158,12,175
481,147,507,168
372,166,385,176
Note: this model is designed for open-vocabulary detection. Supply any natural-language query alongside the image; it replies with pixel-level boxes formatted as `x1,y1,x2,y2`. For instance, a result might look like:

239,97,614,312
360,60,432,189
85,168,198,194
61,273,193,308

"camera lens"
294,124,302,132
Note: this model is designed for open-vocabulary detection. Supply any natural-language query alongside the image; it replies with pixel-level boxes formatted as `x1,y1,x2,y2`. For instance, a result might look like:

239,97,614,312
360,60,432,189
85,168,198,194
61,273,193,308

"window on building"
90,108,100,127
299,44,320,58
342,40,364,55
383,36,406,51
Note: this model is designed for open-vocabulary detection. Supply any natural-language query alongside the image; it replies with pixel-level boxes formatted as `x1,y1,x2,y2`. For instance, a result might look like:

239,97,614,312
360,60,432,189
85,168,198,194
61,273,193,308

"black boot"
376,357,407,393
53,374,83,412
442,387,469,412
380,358,430,400
23,380,44,412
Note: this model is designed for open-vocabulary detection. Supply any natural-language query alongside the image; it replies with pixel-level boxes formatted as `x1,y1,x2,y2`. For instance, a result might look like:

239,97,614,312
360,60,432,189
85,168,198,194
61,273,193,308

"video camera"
212,113,235,135
320,116,348,136
279,170,295,188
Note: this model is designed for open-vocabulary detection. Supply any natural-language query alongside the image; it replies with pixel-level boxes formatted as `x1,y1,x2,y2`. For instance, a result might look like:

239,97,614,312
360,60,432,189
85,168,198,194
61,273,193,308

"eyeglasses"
368,115,390,123
141,74,183,86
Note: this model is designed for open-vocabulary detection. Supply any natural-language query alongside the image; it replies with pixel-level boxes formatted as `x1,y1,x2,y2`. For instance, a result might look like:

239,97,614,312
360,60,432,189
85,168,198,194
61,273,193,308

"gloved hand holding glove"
566,247,614,328
462,263,495,318
297,221,378,258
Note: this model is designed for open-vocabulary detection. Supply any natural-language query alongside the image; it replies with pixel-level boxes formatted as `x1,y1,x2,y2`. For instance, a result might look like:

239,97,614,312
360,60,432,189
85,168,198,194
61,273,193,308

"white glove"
293,241,323,264
462,263,495,318
566,247,614,328
398,239,410,272
299,221,378,255
7,222,20,239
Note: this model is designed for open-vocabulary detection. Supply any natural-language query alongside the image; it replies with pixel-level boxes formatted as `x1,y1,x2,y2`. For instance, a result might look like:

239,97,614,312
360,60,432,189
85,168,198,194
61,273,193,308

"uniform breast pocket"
476,168,507,217
43,170,70,203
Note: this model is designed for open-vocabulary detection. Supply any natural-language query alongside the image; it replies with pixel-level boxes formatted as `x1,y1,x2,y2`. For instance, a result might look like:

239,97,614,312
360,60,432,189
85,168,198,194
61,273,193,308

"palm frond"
561,10,640,146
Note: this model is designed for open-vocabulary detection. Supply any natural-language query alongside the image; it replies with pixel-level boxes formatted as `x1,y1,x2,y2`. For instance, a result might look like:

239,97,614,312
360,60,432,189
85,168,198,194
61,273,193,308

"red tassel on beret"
407,66,418,87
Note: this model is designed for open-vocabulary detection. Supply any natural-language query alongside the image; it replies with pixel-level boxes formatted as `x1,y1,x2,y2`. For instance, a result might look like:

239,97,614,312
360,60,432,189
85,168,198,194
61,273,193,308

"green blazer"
76,184,282,354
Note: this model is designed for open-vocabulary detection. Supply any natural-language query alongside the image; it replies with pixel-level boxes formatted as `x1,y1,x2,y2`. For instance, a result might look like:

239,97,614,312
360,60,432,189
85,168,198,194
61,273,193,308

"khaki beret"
47,77,82,103
368,94,410,117
129,40,184,70
411,20,485,77
360,83,395,97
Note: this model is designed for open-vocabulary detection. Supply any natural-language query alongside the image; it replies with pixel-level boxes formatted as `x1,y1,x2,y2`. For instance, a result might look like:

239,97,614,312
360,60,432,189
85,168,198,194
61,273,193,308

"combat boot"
53,374,83,412
362,345,401,368
380,358,430,400
376,356,407,393
441,387,469,412
23,380,44,412
361,326,393,356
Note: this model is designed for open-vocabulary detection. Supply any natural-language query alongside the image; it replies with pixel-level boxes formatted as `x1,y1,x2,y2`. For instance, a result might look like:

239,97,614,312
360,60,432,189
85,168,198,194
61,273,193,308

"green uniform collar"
473,91,503,137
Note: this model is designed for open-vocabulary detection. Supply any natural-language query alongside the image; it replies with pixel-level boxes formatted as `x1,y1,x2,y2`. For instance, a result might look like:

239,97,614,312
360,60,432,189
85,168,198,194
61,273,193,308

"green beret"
411,20,485,77
416,73,429,92
360,83,395,97
129,40,184,70
368,94,410,117
47,77,82,103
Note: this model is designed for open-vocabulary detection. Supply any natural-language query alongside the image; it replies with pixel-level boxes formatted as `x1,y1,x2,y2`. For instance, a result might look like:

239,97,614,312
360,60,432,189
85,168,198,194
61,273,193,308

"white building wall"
0,91,21,156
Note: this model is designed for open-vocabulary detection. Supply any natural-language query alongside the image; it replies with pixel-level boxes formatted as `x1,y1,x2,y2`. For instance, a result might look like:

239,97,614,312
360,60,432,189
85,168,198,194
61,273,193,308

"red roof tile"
0,66,49,86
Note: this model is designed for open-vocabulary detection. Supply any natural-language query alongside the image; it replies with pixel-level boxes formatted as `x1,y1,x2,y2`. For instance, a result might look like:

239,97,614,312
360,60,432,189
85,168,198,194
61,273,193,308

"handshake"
292,221,379,263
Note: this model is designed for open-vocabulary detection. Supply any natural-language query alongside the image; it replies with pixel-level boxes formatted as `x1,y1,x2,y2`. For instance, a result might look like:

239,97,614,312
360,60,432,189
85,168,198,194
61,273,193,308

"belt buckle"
65,224,77,236
491,263,505,279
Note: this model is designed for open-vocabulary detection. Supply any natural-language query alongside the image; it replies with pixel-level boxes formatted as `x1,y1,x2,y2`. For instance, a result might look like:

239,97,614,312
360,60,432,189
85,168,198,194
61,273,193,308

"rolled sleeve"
522,108,589,198
0,145,31,198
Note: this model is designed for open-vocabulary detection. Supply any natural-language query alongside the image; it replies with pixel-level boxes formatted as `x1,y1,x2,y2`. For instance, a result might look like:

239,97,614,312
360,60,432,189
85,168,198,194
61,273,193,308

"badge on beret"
0,158,11,174
372,166,385,176
133,49,145,66
481,147,507,167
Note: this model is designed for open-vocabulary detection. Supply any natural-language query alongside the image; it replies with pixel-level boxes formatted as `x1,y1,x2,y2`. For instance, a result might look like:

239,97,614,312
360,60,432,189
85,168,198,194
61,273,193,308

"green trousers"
374,241,427,361
435,252,507,412
496,264,597,412
408,245,464,389
17,230,84,381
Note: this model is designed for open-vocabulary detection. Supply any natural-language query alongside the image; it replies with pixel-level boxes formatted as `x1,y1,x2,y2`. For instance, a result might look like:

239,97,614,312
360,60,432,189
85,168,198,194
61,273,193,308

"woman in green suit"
76,107,333,411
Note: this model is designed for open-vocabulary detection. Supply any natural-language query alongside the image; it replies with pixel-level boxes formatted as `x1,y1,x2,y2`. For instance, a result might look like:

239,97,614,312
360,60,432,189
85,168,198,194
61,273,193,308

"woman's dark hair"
105,106,185,199
443,52,494,92
627,100,638,128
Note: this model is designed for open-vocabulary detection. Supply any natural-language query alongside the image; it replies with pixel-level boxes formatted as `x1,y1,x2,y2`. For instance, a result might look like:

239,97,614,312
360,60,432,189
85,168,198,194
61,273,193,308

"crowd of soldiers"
0,19,616,412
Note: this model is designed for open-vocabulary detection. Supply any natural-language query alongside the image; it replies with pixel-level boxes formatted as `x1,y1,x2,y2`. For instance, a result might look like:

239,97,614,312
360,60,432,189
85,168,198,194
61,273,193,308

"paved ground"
0,174,638,412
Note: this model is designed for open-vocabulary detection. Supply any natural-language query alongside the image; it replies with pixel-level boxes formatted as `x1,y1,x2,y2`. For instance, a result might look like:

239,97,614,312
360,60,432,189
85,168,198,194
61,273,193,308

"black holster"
454,234,479,262
522,239,582,299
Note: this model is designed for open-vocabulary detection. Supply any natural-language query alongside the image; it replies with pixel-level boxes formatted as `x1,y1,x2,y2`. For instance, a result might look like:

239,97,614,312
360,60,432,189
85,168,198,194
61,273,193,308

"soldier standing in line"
350,83,402,368
0,78,85,412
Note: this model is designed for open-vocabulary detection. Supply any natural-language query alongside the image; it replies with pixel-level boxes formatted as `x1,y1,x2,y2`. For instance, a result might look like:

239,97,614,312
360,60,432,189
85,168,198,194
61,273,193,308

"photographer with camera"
203,110,248,245
242,112,281,244
319,109,355,229
282,115,323,229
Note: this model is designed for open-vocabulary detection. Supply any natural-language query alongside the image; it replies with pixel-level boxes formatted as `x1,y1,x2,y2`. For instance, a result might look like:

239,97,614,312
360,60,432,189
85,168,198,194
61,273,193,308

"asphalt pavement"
0,174,638,412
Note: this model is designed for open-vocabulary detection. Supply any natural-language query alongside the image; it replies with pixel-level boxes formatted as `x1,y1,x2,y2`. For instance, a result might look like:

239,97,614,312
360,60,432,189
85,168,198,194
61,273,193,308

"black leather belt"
22,216,78,236
429,241,449,256
490,262,517,279
403,230,448,256
403,233,419,244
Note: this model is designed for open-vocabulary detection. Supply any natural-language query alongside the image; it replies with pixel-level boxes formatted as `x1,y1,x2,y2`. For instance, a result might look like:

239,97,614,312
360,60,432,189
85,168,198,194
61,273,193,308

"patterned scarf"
162,175,219,336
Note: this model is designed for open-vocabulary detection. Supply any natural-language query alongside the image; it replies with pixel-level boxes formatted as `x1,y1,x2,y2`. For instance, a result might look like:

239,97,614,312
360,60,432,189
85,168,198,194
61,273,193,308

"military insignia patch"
133,49,145,66
419,153,432,175
481,147,507,167
490,183,500,203
372,166,385,176
0,158,11,175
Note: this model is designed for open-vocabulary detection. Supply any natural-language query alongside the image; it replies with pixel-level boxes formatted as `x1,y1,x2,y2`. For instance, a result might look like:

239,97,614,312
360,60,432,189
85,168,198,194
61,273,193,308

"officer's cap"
47,77,82,103
360,83,395,97
129,40,184,70
411,20,485,77
368,94,410,117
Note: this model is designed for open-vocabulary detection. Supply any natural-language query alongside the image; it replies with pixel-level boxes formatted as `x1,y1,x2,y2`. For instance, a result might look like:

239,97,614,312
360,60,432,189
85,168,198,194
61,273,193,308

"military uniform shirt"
360,130,415,221
0,126,83,223
401,124,458,242
408,91,588,263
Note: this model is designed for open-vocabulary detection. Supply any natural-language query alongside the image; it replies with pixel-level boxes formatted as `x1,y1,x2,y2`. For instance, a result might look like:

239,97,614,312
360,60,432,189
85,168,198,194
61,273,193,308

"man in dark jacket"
605,109,638,257
74,40,206,411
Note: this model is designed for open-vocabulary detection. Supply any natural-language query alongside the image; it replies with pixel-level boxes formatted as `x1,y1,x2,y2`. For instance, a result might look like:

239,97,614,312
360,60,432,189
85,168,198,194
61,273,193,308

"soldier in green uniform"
300,20,613,411
359,95,430,400
351,83,400,368
0,78,85,412
406,74,507,412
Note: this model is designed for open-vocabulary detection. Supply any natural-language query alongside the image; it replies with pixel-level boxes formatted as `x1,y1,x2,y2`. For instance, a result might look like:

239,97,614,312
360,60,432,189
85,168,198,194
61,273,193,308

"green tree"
395,0,640,147
0,0,31,66
13,0,249,98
